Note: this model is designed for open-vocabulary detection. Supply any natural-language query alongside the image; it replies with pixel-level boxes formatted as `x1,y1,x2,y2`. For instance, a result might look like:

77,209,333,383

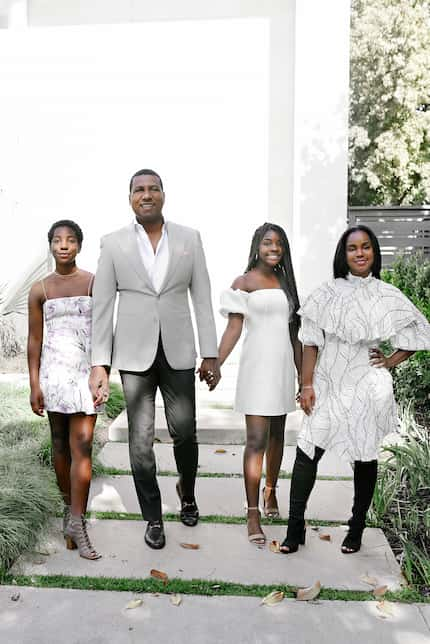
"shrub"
105,381,126,419
0,317,22,358
382,252,430,424
369,408,430,593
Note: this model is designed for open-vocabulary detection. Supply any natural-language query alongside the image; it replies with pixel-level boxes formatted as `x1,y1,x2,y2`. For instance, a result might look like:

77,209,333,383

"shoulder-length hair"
333,225,382,279
246,222,300,334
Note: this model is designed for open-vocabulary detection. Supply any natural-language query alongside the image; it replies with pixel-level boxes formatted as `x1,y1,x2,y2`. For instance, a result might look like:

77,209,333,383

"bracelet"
301,385,313,389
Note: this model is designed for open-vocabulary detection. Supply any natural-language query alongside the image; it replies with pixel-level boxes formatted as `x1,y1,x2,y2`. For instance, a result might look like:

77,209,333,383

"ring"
207,370,213,376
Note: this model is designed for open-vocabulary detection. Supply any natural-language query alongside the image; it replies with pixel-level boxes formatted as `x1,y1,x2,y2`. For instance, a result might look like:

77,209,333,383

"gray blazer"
91,221,218,371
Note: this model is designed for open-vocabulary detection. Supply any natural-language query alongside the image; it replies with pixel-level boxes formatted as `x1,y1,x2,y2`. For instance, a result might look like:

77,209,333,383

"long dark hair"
333,225,382,279
246,222,300,335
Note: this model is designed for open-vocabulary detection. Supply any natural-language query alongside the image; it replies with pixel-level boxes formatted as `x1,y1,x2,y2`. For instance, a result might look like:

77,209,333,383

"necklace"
54,268,80,278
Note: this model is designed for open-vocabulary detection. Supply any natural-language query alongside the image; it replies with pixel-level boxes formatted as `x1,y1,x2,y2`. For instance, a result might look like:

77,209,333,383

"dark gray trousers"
120,338,197,522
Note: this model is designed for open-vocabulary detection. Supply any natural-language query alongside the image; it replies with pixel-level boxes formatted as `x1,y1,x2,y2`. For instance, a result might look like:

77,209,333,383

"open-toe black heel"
341,526,364,554
280,525,306,554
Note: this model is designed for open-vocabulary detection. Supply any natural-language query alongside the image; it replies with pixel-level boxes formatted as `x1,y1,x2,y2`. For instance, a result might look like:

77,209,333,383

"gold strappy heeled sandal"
262,486,280,519
64,515,101,560
246,507,266,545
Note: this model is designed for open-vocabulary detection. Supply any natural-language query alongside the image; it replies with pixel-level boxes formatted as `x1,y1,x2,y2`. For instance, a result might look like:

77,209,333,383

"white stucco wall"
1,0,350,307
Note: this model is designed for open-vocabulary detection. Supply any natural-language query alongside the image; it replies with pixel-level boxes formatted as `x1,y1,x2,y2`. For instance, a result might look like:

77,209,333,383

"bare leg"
69,414,96,516
263,415,286,516
244,415,269,540
47,412,71,505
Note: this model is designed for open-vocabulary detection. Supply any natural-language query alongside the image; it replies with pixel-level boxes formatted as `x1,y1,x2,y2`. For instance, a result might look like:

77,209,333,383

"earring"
254,252,259,261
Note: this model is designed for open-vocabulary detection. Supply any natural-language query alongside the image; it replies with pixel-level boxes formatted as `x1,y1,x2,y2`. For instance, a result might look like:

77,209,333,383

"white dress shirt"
135,222,169,292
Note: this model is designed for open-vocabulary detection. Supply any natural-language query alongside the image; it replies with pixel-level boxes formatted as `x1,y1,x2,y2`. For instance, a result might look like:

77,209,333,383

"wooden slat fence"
348,206,430,268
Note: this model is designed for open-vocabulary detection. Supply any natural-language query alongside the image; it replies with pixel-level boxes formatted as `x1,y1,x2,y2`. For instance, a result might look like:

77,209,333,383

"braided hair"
245,222,300,337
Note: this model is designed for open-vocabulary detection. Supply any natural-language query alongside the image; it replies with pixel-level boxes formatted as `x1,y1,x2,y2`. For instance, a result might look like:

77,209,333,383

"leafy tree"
349,0,430,205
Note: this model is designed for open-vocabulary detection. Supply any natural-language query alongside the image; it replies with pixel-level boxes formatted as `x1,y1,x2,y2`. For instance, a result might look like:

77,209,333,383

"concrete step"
2,586,429,644
14,519,402,592
88,475,354,522
107,408,303,445
98,442,354,477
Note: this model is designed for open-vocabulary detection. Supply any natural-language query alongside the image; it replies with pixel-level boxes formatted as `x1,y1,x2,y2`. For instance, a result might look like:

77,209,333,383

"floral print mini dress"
39,287,99,415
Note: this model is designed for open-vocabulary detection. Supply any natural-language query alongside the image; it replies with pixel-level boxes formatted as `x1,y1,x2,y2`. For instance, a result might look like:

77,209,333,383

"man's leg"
120,369,162,521
157,342,198,505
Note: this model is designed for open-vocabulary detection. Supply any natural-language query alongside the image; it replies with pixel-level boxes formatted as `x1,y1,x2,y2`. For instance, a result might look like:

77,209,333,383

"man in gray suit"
90,169,220,549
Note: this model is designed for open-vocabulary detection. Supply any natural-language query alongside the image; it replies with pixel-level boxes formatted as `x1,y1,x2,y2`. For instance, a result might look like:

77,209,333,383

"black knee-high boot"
281,446,324,553
342,459,378,553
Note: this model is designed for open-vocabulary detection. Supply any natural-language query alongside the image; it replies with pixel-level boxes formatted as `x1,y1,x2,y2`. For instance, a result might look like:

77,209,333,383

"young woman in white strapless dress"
218,223,302,544
28,220,104,560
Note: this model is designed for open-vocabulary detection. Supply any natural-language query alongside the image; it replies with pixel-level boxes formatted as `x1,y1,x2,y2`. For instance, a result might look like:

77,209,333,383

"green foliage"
349,0,430,205
370,410,430,591
382,252,430,421
105,381,126,419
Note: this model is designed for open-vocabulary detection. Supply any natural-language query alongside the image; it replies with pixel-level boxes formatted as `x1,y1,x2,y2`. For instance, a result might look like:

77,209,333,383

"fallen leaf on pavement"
170,594,182,606
125,599,143,610
269,540,281,553
10,593,20,602
214,449,227,454
180,543,200,550
376,601,394,618
311,526,320,532
373,585,388,598
150,569,168,584
296,580,321,601
360,574,378,587
318,533,331,542
261,590,284,606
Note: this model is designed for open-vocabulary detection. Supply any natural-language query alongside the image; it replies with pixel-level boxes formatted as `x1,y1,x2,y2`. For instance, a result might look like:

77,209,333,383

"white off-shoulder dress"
298,273,430,462
220,288,296,415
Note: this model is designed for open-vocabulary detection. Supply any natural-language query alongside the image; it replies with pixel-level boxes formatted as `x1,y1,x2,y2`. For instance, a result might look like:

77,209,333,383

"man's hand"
299,385,315,416
89,366,110,408
197,358,221,391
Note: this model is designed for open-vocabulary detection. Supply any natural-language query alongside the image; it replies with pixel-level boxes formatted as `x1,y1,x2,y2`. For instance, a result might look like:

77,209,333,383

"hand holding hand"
89,366,110,408
197,358,221,391
300,385,315,416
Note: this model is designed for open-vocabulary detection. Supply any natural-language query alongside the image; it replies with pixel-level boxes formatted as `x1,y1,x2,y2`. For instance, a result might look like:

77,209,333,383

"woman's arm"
289,323,303,384
218,314,244,366
369,348,415,369
300,345,319,415
27,282,45,416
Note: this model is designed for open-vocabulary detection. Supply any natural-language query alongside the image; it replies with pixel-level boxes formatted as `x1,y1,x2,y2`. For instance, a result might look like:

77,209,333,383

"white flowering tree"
349,0,430,205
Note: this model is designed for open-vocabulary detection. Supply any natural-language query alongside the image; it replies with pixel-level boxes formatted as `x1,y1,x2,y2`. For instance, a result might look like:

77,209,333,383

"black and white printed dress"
297,273,430,462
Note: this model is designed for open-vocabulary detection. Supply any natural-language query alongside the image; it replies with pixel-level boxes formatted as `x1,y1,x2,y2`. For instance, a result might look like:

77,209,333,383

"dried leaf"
373,585,388,598
150,569,168,584
360,574,378,587
376,601,394,618
311,526,320,532
261,590,284,606
296,580,321,601
125,599,143,610
318,533,331,542
180,543,200,550
170,594,182,606
10,593,20,602
269,540,281,553
214,449,227,454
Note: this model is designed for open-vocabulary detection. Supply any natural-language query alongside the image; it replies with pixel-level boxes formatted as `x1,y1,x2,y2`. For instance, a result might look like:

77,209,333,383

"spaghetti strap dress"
39,277,101,415
220,288,296,416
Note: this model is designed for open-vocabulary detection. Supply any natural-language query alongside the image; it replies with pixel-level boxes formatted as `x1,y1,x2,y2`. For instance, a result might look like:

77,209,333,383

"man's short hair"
129,169,164,193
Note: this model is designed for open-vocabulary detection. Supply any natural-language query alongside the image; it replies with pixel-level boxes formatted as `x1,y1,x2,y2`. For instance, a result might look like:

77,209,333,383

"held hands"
197,358,221,391
30,386,45,416
89,366,110,408
299,385,315,416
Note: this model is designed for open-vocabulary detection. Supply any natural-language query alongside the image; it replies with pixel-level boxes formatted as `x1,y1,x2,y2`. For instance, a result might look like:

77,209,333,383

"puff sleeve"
219,289,249,318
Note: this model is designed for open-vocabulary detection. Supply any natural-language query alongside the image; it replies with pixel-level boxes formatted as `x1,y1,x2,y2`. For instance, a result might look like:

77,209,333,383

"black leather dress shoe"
144,520,166,549
176,482,199,527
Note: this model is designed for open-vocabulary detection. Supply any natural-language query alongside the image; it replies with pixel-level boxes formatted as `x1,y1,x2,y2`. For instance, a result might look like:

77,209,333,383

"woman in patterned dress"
28,220,104,560
280,225,430,554
218,223,302,545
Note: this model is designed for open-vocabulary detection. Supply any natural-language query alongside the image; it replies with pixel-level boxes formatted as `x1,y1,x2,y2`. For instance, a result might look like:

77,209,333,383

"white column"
293,0,350,296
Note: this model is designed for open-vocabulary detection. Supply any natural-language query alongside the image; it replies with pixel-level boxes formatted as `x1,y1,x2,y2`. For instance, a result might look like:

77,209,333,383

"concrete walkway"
5,394,429,643
2,586,429,644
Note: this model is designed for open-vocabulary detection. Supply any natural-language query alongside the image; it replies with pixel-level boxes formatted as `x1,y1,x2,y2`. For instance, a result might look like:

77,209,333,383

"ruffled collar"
346,272,374,286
